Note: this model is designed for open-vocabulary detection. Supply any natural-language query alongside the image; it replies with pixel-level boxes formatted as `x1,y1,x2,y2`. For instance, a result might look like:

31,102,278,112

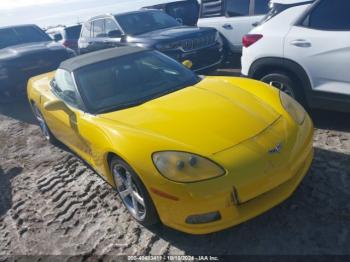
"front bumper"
150,115,314,234
163,42,224,73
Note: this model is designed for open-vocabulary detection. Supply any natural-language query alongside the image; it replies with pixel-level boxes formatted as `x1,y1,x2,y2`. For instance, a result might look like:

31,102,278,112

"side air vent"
200,0,224,18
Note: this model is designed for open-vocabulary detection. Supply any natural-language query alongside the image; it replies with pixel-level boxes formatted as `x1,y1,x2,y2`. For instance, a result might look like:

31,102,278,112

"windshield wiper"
96,100,146,114
95,82,195,114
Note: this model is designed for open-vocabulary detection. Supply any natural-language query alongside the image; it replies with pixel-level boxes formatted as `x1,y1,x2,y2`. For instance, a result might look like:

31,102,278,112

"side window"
254,0,270,15
53,69,80,107
92,19,106,37
304,0,350,30
81,22,91,38
105,19,119,34
225,0,250,17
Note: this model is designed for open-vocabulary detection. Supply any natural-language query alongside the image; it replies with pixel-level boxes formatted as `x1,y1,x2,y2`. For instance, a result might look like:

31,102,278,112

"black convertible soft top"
59,46,147,72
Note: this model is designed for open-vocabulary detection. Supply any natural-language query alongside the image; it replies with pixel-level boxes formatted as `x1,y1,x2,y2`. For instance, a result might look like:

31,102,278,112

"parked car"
143,0,200,26
28,46,314,234
147,0,270,58
78,9,223,73
46,24,82,53
0,24,75,102
241,0,350,113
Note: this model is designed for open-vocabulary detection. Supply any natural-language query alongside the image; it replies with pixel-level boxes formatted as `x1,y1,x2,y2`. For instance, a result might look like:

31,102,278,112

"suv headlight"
280,91,306,125
155,41,180,51
152,151,225,183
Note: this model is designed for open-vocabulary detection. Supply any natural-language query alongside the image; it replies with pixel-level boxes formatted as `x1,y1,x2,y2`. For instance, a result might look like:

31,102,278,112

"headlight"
279,91,306,125
152,151,225,183
155,41,180,51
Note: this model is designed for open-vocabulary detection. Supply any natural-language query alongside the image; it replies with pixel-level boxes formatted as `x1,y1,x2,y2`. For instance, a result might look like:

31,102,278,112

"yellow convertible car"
28,46,314,234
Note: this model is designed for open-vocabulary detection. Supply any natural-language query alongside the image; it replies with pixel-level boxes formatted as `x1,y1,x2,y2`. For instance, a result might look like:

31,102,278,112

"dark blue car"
78,9,223,73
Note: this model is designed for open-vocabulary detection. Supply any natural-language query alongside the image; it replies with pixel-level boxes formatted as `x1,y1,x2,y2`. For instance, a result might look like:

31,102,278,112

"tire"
260,72,306,105
110,156,159,226
32,104,59,145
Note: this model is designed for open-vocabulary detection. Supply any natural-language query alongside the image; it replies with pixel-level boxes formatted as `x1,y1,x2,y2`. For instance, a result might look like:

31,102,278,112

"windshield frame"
73,50,200,115
115,10,181,36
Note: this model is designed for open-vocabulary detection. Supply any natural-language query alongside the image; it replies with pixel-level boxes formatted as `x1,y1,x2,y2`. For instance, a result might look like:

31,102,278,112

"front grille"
180,33,216,52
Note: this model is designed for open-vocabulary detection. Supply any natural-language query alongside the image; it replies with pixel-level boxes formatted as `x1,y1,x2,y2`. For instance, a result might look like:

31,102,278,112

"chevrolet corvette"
27,46,314,234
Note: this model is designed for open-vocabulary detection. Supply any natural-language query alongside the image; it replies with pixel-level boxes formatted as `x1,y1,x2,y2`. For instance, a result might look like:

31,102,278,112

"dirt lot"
0,72,350,257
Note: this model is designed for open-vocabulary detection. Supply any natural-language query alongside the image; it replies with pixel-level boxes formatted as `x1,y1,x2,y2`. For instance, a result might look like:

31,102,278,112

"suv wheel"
260,72,305,104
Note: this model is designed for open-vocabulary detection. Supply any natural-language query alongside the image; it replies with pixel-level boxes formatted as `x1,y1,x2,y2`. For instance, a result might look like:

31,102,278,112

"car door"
284,0,350,96
198,0,267,53
88,19,109,52
42,69,92,161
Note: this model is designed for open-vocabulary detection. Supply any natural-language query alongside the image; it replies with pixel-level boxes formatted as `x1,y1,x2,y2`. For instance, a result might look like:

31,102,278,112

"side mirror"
44,99,66,111
108,30,123,38
53,33,63,42
182,60,193,69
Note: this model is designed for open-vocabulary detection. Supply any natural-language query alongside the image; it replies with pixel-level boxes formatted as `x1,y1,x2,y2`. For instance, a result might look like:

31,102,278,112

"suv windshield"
75,51,199,114
0,26,51,49
115,11,180,36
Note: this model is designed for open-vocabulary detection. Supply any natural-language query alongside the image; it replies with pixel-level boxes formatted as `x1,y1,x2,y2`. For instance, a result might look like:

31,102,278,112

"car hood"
100,77,280,155
0,41,67,61
132,26,215,42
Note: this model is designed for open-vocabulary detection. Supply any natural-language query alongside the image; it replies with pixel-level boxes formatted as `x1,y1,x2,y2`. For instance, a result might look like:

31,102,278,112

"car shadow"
0,166,23,217
146,147,350,255
311,109,350,133
0,98,36,125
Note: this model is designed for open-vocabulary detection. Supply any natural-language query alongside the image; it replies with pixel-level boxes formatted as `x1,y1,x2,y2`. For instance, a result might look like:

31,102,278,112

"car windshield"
115,11,180,36
0,26,51,49
75,51,200,114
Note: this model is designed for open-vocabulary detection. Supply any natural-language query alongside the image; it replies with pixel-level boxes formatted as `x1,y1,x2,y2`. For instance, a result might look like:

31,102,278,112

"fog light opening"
185,211,221,224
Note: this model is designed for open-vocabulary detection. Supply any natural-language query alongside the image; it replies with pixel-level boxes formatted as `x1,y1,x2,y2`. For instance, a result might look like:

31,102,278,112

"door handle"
222,24,233,30
252,21,259,27
290,39,311,48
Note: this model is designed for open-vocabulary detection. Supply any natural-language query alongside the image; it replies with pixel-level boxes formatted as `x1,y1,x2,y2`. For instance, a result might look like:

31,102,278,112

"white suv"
241,0,350,112
198,0,270,56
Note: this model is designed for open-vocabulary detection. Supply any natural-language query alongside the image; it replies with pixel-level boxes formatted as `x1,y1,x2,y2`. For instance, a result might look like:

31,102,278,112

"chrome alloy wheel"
268,80,296,98
33,106,50,140
113,163,146,221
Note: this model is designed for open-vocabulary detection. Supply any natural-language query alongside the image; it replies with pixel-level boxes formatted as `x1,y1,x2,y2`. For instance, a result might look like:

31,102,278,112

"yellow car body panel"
28,73,314,234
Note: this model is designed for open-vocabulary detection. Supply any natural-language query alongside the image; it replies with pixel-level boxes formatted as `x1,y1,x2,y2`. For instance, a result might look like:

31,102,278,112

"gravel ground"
0,72,350,257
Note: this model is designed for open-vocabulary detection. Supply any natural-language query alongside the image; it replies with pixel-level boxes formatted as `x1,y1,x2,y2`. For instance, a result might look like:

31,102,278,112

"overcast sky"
0,0,180,28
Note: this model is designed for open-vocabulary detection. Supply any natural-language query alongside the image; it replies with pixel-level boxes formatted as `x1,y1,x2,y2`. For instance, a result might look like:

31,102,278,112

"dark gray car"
78,9,223,73
0,24,75,102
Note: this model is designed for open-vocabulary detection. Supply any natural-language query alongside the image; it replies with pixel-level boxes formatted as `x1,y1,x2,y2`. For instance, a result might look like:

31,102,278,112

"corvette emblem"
268,143,283,154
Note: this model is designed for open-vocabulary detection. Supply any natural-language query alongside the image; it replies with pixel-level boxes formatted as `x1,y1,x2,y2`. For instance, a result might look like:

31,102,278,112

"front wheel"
32,104,59,145
110,157,159,226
